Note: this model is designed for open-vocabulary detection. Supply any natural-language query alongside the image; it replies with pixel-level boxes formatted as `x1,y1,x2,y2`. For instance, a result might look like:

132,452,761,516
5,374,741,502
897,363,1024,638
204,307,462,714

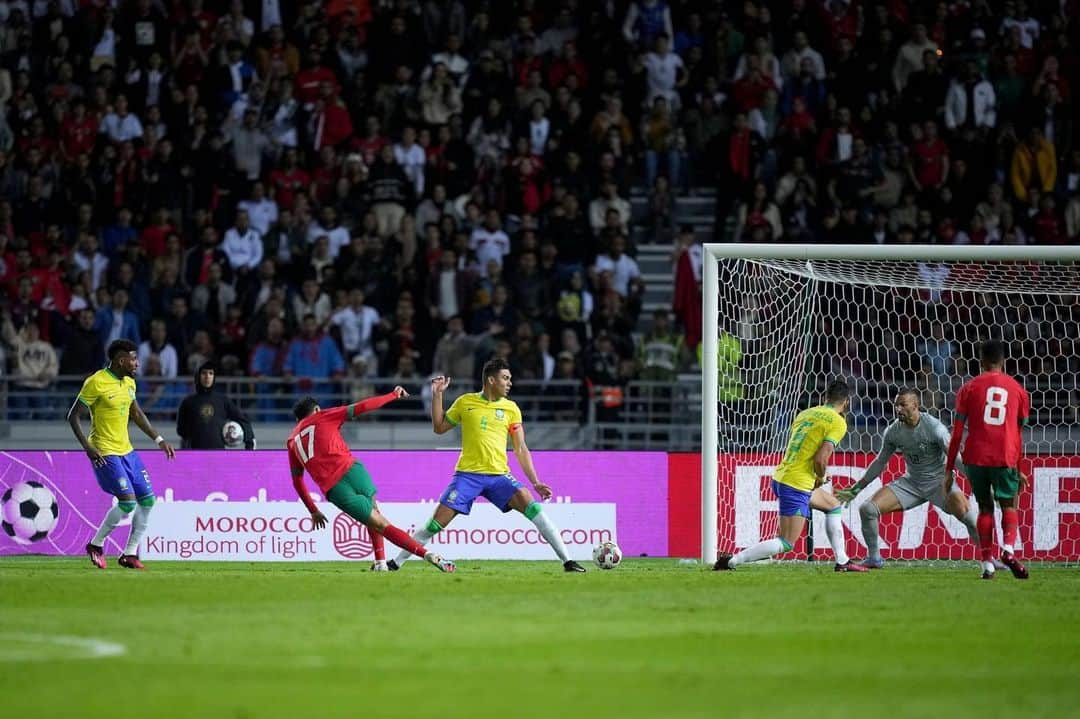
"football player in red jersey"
944,340,1031,580
287,388,455,572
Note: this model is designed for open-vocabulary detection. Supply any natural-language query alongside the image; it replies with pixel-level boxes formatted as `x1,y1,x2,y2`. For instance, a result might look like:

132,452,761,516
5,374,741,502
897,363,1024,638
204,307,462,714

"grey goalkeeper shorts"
886,475,963,511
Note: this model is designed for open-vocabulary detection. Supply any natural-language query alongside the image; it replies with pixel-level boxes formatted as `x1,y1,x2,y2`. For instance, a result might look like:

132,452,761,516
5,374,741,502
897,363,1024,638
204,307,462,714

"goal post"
701,244,1080,565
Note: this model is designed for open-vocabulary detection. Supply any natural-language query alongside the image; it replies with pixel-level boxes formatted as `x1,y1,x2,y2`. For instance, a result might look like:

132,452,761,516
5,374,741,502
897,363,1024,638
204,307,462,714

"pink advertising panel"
0,451,668,560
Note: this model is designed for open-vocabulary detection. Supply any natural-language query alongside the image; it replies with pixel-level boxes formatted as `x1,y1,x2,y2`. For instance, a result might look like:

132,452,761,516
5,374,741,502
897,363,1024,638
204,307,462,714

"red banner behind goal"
668,453,1080,562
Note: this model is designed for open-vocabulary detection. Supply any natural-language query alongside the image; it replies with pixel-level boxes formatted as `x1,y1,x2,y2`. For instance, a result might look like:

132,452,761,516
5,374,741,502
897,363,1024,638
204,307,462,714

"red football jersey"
287,393,398,512
954,370,1030,468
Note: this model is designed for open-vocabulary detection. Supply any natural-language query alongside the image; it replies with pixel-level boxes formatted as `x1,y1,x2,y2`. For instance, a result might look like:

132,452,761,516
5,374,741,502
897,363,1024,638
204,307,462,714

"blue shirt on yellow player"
773,405,848,492
77,368,137,456
445,392,523,475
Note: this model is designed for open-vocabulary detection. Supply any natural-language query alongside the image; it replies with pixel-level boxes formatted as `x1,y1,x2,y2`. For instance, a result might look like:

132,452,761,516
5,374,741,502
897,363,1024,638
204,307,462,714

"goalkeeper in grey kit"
836,389,980,568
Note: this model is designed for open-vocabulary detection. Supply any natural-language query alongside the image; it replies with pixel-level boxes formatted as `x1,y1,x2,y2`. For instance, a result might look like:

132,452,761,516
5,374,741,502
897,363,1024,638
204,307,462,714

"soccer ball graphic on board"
1,481,59,544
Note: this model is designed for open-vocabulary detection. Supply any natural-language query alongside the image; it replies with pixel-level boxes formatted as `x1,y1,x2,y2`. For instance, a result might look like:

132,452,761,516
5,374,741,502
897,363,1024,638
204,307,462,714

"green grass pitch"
1,557,1078,719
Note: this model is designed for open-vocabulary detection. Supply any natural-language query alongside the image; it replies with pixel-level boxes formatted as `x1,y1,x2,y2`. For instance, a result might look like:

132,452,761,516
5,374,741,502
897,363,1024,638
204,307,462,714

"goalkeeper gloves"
835,487,861,504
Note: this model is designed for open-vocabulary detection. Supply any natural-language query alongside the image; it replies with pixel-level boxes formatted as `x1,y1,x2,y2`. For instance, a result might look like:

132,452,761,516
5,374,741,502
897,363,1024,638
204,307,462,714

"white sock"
529,508,570,562
730,538,786,568
1002,543,1014,555
825,510,849,565
124,504,153,555
92,505,129,546
393,524,436,566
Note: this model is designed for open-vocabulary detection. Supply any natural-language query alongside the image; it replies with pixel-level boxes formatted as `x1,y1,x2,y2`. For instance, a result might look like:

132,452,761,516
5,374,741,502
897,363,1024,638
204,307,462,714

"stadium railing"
0,374,589,425
2,374,1077,452
585,375,1080,453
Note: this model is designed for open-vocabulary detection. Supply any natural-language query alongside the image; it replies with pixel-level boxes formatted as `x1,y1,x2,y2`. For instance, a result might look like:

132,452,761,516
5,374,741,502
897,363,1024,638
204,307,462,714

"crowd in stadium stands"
0,0,1078,423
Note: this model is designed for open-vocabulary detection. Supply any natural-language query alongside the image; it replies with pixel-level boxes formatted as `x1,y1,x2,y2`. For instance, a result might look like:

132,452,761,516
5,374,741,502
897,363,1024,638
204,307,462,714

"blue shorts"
772,480,811,518
93,452,153,499
438,472,523,515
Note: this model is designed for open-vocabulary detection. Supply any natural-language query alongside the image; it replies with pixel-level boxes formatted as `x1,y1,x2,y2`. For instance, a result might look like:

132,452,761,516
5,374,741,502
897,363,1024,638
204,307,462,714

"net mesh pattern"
711,258,1080,563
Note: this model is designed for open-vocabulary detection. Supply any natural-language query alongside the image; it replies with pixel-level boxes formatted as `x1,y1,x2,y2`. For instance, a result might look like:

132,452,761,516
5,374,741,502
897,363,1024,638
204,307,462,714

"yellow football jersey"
773,405,847,492
77,369,136,456
445,392,523,475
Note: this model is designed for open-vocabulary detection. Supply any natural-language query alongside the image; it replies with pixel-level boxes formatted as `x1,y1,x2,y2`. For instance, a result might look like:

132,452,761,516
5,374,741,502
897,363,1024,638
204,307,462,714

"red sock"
1001,508,1019,554
977,512,995,561
381,524,427,559
371,528,386,561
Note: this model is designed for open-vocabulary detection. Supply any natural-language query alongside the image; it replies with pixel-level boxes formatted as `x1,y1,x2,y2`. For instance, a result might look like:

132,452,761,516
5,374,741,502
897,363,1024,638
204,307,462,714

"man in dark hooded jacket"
176,361,255,449
59,308,106,385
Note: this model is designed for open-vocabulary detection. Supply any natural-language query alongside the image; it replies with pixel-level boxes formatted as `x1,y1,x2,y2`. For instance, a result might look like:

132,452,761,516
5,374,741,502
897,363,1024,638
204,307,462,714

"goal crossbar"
702,243,1080,262
700,244,1080,564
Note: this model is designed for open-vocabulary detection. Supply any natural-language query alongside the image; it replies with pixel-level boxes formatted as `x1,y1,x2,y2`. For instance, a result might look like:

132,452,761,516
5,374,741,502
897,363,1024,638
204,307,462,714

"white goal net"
701,245,1080,565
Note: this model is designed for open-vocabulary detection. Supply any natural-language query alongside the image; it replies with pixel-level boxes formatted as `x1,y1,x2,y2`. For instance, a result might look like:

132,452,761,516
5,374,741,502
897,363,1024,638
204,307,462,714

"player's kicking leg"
328,465,454,572
811,487,868,572
389,471,476,570
390,472,585,572
389,503,459,571
367,509,455,572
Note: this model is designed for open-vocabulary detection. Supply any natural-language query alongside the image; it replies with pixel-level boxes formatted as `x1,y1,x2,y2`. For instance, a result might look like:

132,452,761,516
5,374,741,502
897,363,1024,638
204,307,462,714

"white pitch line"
0,633,127,662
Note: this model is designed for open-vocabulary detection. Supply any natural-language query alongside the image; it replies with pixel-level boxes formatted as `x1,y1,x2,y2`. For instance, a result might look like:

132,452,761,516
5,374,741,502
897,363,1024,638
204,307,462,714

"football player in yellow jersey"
715,379,867,572
67,340,176,570
389,358,587,572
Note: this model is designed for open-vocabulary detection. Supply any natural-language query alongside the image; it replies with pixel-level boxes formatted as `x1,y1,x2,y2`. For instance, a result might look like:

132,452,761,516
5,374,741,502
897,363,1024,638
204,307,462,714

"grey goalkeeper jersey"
857,414,962,493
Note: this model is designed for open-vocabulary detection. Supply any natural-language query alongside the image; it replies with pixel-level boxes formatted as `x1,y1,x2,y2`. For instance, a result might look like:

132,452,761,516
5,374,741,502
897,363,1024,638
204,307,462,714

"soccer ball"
1,481,59,544
222,421,244,448
592,541,622,569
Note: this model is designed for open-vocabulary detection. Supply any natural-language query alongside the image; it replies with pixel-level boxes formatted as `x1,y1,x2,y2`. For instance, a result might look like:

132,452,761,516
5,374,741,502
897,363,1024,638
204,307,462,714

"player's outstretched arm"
510,425,552,500
837,434,896,503
131,400,176,459
430,376,455,434
349,386,409,419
